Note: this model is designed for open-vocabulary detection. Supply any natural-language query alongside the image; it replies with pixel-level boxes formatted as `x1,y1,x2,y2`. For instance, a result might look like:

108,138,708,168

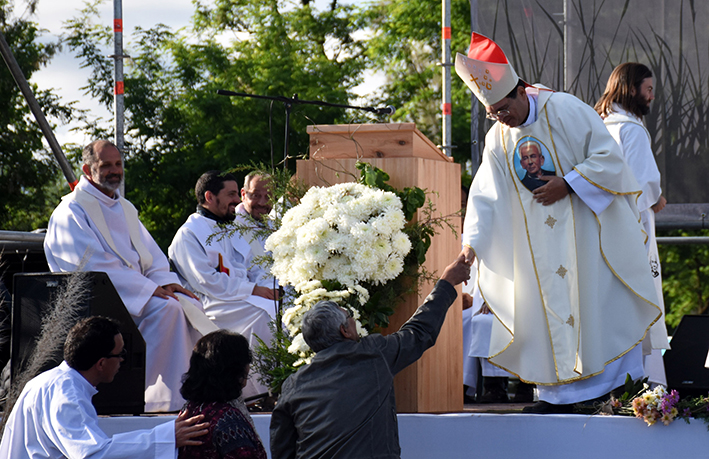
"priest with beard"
596,62,670,387
169,170,279,399
44,140,204,412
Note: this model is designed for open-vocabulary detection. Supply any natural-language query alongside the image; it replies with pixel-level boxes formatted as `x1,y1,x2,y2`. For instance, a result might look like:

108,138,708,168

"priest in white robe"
455,33,662,413
596,62,670,386
43,140,202,412
0,316,208,458
169,171,279,398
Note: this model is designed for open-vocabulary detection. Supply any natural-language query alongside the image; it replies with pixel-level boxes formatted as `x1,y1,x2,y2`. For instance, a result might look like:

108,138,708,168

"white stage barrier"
98,411,707,458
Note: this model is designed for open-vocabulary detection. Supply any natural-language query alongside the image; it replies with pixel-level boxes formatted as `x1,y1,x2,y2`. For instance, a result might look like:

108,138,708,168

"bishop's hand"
533,176,569,205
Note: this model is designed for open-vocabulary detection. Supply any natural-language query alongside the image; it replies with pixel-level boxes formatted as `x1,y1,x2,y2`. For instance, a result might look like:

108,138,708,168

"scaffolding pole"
440,0,453,157
113,0,126,194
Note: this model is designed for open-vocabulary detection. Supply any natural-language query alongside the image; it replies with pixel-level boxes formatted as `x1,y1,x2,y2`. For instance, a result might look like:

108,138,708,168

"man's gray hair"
82,140,116,168
302,301,349,352
243,171,271,191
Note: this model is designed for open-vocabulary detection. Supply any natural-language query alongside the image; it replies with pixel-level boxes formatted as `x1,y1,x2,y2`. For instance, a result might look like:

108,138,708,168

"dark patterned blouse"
178,399,267,459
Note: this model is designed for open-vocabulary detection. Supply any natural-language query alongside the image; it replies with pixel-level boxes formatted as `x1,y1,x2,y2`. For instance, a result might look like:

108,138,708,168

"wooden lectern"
297,122,462,413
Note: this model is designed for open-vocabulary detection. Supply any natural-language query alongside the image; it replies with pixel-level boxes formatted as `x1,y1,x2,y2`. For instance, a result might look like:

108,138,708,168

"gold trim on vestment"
572,167,643,198
546,106,583,375
498,123,563,380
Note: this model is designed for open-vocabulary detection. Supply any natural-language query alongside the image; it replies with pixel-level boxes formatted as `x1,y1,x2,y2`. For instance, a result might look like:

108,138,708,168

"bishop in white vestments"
455,34,662,412
43,140,202,412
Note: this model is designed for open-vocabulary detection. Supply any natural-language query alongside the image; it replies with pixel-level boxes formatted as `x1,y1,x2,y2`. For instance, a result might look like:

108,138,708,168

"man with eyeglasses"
270,256,471,459
0,316,209,458
454,33,661,413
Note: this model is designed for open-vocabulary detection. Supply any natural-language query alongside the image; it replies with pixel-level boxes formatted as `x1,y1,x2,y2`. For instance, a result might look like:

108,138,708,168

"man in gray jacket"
269,255,470,459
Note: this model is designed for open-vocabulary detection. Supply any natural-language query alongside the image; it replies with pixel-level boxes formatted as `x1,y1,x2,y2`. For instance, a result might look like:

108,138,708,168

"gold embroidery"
545,215,557,228
556,265,567,279
566,315,574,327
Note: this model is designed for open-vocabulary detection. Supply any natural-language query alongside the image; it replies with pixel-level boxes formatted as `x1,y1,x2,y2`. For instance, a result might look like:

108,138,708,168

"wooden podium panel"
298,123,462,413
307,123,450,161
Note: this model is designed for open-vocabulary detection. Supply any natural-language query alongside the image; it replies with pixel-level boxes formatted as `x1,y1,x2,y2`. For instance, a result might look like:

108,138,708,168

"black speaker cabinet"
11,272,145,415
664,314,709,398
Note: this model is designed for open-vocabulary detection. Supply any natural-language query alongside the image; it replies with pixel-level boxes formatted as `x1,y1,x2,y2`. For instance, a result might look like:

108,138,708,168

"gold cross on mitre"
469,73,480,90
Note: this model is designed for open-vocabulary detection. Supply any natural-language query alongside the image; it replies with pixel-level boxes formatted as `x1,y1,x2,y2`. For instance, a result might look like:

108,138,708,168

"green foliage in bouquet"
252,323,299,395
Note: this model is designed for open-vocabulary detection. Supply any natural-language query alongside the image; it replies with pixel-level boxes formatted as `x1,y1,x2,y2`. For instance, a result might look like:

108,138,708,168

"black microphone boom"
373,105,396,116
216,89,396,168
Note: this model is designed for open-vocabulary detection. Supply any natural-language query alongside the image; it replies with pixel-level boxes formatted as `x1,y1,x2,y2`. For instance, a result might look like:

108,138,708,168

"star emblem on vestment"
545,215,557,229
556,265,567,279
566,315,574,327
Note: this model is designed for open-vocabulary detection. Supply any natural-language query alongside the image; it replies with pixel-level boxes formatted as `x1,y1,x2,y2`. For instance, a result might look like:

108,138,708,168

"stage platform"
98,405,708,458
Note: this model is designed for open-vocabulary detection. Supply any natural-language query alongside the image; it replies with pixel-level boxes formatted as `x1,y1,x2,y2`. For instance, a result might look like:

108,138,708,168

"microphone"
373,105,396,115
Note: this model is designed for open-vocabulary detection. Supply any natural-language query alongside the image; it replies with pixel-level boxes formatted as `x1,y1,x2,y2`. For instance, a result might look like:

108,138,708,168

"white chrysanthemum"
296,217,330,248
371,208,406,236
350,221,376,244
377,257,405,284
391,232,412,256
372,237,393,261
352,285,370,305
287,333,310,355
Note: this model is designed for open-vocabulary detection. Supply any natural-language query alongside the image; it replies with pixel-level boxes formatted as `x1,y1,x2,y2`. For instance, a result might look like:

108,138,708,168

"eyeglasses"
105,349,127,359
244,191,269,201
485,109,510,121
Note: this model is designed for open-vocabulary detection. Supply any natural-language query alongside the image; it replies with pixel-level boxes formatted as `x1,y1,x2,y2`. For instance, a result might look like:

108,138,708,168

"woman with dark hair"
179,330,267,459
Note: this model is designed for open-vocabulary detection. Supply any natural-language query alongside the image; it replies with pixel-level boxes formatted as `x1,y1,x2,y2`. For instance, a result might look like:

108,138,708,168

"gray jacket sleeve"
377,280,457,375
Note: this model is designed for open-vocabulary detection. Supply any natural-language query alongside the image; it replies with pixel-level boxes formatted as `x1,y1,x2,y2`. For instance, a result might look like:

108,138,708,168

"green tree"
658,230,709,332
362,0,478,166
66,0,368,250
0,0,74,230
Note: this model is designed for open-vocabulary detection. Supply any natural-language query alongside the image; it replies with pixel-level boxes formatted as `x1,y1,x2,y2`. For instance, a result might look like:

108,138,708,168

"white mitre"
455,32,523,107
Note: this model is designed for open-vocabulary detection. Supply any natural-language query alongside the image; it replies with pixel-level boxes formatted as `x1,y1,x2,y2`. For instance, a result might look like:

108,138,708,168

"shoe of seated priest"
521,400,574,414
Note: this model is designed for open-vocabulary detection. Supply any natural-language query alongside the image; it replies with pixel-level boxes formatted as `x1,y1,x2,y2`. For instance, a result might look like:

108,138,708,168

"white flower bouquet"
265,181,412,365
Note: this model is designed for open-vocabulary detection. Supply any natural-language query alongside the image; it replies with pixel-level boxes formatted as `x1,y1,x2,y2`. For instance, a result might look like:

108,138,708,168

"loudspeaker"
663,314,709,397
11,272,145,415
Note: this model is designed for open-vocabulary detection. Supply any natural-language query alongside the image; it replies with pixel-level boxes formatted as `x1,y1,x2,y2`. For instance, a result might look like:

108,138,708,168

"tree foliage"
65,0,369,250
0,0,74,230
658,230,709,331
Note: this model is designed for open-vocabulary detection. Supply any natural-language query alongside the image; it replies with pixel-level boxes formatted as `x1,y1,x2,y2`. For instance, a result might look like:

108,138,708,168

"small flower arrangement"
630,385,680,426
589,375,709,429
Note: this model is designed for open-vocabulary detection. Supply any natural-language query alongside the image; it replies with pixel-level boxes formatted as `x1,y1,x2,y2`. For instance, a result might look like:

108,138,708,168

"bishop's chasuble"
463,86,662,386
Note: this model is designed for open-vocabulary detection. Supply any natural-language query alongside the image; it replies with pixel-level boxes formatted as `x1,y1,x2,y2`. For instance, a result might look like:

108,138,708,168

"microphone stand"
216,89,393,169
217,89,393,380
